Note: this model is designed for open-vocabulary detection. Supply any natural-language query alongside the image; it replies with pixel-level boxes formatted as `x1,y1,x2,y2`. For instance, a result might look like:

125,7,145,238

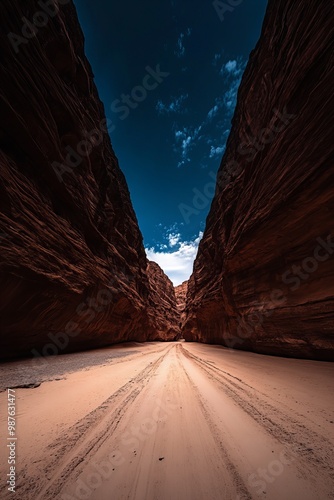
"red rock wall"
183,0,334,360
0,0,174,359
146,262,181,341
174,281,188,332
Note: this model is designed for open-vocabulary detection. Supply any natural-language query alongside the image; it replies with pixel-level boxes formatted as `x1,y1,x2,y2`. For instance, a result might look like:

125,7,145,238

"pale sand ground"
0,341,333,499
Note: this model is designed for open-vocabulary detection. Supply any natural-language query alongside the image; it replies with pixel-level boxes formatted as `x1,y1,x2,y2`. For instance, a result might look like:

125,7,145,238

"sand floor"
0,341,333,499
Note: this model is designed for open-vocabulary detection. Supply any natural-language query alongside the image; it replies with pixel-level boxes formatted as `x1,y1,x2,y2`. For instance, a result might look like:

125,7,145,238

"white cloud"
209,145,225,158
219,59,246,110
156,94,188,114
146,231,203,286
172,58,245,167
225,60,237,73
220,59,242,78
174,124,203,167
224,79,241,109
175,29,192,58
168,233,181,247
194,124,202,136
176,35,185,57
213,53,222,65
156,101,165,113
207,104,219,121
174,128,191,164
182,136,192,151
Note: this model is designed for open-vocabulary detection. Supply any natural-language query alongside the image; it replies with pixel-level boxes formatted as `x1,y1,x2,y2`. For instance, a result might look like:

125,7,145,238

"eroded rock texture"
146,262,180,341
183,0,334,360
174,281,188,333
0,0,175,359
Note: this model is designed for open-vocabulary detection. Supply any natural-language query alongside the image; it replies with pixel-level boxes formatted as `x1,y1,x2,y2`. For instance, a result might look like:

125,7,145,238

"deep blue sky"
74,0,268,284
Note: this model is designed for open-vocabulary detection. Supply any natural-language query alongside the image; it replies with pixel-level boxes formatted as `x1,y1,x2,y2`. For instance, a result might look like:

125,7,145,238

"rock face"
0,0,176,359
183,0,334,360
146,262,180,341
174,281,188,333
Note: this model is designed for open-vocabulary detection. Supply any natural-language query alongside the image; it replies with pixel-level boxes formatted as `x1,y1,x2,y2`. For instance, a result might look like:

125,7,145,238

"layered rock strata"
183,0,334,360
174,281,188,333
146,262,181,341
0,0,178,359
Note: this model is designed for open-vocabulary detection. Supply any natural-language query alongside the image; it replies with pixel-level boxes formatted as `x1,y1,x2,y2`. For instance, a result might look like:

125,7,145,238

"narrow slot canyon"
0,1,333,499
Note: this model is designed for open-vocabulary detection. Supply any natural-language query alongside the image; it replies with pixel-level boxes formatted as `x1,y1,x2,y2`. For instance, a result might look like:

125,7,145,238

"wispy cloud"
209,145,225,158
175,28,192,58
156,94,188,114
220,58,245,111
176,35,185,57
168,232,181,247
173,57,245,166
174,125,202,167
223,79,241,109
146,231,203,285
220,59,243,78
213,53,222,66
207,104,219,121
179,136,192,167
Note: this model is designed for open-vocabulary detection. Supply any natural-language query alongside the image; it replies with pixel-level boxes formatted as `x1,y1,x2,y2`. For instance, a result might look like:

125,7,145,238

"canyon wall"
0,0,177,359
147,262,181,341
175,281,188,333
183,0,334,360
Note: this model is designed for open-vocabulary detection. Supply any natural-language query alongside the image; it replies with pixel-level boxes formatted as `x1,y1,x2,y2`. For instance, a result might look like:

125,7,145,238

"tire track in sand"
181,344,334,492
13,345,173,500
175,345,252,500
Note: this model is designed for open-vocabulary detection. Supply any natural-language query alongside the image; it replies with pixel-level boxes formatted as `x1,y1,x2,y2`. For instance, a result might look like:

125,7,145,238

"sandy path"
0,342,333,499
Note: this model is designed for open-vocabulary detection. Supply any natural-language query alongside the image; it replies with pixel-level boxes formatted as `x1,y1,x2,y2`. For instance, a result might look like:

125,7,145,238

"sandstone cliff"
146,262,180,341
174,281,188,333
183,0,334,360
0,0,175,359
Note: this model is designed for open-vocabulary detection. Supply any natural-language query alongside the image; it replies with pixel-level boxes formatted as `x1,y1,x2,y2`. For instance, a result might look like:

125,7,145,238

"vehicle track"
2,342,333,500
13,345,173,499
175,345,252,500
181,344,334,492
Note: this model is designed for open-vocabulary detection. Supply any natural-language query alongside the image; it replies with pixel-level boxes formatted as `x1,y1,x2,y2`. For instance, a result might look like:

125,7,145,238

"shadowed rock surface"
0,0,176,359
175,280,188,331
183,0,334,360
146,261,180,341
